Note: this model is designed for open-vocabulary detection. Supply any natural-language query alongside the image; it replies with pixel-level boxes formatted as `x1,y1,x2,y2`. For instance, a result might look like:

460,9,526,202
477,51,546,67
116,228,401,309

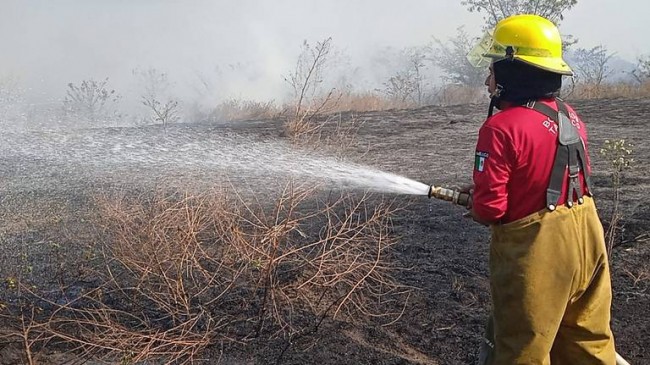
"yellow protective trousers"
486,196,616,365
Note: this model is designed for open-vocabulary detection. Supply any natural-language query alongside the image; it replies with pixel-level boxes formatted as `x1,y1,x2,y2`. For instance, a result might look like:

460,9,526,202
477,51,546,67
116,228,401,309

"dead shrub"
0,290,56,365
283,37,345,144
284,112,322,142
1,184,407,363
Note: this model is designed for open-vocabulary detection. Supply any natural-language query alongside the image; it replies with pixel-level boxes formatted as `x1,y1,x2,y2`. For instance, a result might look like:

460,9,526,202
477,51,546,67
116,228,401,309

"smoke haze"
1,0,648,107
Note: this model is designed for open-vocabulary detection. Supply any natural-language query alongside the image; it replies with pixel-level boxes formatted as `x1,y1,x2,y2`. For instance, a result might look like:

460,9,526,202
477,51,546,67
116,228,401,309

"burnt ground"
1,97,649,364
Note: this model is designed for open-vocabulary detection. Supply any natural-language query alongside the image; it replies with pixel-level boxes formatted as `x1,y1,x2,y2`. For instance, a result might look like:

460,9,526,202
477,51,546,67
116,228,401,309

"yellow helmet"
468,14,573,76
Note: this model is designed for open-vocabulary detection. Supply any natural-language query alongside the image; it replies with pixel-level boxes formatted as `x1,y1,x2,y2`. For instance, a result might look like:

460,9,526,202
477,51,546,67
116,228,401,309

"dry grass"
431,84,485,106
332,91,411,112
204,81,650,124
211,98,280,122
567,81,650,100
209,92,408,127
0,184,408,364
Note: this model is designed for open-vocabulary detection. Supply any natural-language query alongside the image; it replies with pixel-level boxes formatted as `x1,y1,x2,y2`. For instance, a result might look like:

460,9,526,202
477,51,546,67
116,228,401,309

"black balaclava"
488,58,563,116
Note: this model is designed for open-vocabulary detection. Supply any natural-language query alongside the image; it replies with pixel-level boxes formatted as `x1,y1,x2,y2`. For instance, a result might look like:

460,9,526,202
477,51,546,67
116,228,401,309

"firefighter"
465,14,617,364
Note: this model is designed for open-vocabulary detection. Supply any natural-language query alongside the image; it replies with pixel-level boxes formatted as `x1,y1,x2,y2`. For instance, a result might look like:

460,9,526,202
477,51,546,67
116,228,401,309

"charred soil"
1,98,649,364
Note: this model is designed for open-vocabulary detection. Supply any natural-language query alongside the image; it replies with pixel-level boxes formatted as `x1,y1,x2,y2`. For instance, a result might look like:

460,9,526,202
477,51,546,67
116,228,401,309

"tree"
631,55,650,84
284,37,334,120
381,47,429,105
431,27,486,87
63,78,121,123
282,37,343,140
134,68,180,129
461,0,578,28
571,45,615,85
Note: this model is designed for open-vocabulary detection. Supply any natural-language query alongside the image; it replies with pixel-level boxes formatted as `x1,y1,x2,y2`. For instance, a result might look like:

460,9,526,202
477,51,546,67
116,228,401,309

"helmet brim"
515,55,573,76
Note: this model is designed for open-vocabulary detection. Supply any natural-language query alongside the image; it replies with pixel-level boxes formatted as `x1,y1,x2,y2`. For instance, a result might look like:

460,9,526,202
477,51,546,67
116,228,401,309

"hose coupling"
428,185,471,208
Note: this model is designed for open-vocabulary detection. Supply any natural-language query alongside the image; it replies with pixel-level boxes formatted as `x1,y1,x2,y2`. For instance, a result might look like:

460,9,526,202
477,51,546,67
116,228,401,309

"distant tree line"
3,0,650,130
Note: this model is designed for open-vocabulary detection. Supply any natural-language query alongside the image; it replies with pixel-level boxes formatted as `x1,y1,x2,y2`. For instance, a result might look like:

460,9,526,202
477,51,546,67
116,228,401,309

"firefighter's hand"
463,209,486,225
457,184,474,211
465,209,490,226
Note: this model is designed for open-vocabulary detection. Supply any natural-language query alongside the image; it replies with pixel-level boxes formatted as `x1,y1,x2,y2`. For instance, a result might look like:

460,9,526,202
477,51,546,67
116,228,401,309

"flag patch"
475,151,489,172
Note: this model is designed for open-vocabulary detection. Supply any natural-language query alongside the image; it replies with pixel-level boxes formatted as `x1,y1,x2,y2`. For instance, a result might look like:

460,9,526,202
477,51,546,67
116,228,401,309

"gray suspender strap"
555,101,585,208
547,142,568,209
556,102,594,197
526,100,593,210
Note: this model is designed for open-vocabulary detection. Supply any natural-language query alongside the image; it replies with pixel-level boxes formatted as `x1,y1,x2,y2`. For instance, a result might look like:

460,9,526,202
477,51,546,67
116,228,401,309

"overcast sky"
1,0,649,104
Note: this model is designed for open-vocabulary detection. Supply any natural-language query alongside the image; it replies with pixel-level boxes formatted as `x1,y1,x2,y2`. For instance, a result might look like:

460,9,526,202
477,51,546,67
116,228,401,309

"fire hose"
427,185,632,365
427,185,471,207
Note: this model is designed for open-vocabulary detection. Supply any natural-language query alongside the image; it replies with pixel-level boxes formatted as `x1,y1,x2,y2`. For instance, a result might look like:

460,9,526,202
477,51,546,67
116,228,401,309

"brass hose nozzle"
428,185,471,207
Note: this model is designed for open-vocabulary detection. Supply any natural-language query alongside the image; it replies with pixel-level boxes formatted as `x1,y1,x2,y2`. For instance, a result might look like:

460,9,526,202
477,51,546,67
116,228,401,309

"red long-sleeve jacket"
472,98,591,224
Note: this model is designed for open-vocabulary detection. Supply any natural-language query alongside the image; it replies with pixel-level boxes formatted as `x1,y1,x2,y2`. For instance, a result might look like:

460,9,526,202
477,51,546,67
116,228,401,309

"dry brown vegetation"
1,97,649,364
0,184,408,364
210,99,280,122
568,81,650,100
206,81,650,126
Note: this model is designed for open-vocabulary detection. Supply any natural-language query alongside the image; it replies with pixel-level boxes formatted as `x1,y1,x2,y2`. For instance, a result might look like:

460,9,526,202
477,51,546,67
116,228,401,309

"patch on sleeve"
475,151,489,172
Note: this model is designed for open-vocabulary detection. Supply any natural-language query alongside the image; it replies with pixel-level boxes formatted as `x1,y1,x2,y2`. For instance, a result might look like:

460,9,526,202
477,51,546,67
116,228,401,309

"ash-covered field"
1,98,648,364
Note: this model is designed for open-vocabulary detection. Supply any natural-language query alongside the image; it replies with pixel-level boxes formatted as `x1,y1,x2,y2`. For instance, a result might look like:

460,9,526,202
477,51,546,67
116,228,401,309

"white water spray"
0,127,431,196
